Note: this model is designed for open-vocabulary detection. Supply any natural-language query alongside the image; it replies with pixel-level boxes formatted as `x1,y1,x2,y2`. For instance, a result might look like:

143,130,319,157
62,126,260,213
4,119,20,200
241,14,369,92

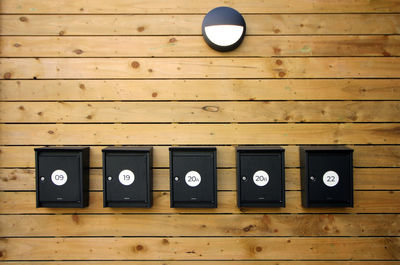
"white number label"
253,170,269,187
51,169,68,186
185,171,201,187
323,170,339,187
118,169,135,186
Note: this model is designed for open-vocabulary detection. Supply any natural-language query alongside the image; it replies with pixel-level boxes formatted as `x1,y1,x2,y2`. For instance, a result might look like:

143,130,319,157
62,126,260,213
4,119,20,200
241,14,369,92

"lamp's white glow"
204,25,244,47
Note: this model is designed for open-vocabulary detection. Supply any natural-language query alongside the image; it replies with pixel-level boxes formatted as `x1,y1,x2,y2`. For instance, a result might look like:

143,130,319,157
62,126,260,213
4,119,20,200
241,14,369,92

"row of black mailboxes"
35,146,353,208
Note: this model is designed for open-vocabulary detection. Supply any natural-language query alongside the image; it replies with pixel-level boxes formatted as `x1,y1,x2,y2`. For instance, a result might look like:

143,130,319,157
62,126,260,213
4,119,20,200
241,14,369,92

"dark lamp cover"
202,6,246,52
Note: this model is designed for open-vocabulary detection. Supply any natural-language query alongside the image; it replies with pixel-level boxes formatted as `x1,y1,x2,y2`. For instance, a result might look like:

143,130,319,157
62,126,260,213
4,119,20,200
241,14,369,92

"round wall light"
202,7,246,52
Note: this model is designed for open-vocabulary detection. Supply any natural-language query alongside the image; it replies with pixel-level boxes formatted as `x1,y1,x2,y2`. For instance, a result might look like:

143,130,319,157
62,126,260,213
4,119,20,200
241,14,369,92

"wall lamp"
202,7,246,52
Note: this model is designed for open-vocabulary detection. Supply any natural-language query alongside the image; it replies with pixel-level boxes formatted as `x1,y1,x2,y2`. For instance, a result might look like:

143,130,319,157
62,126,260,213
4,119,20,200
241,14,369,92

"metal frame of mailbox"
102,146,153,208
35,146,90,208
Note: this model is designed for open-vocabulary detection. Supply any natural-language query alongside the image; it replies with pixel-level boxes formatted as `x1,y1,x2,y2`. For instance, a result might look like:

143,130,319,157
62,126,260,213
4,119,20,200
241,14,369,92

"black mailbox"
170,147,217,208
102,147,153,207
237,146,285,207
35,147,90,208
300,146,353,207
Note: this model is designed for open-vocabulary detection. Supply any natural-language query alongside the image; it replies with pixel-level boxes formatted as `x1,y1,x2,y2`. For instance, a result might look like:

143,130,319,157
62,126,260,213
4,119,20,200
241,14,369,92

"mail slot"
102,146,153,207
300,146,353,207
170,147,217,208
35,146,90,208
237,146,285,207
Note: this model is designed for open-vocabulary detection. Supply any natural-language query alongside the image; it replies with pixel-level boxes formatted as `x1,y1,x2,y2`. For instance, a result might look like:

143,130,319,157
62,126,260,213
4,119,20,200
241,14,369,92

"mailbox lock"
107,176,112,181
242,176,247,181
40,176,45,181
174,176,179,182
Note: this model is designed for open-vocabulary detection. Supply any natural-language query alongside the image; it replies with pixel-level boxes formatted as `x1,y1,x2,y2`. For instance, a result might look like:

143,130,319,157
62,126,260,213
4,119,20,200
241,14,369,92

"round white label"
323,170,339,187
118,169,135,186
51,169,68,186
185,171,201,187
253,170,269,187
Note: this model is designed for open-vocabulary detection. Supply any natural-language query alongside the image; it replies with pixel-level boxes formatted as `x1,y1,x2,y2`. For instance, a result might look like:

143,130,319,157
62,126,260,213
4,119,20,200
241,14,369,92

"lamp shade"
202,7,246,52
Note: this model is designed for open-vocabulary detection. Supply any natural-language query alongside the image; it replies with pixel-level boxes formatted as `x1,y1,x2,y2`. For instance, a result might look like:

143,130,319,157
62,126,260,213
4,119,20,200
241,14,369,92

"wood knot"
255,246,262,252
137,26,145,32
86,115,92,119
71,214,79,224
169,38,177,43
59,30,65,36
279,71,286,77
287,239,291,243
273,28,281,34
273,47,281,55
79,84,85,89
19,16,28,22
136,245,143,251
152,92,158,97
37,112,43,116
131,61,140,68
202,106,219,112
276,59,283,65
382,51,391,57
148,69,153,73
14,43,21,47
3,72,12,79
80,8,84,11
243,225,254,232
0,251,3,257
74,49,83,55
162,239,169,245
18,105,25,110
48,130,54,134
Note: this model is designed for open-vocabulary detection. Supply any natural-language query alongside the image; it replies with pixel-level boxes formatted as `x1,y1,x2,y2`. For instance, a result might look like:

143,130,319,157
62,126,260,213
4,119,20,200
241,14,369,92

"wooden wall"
0,0,400,263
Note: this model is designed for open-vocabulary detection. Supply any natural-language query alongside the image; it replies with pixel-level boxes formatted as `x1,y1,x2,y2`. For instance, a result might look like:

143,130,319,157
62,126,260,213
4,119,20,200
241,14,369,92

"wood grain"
2,101,399,123
1,123,399,145
0,237,398,260
2,0,399,13
2,36,399,57
1,168,399,191
0,214,398,237
3,262,400,265
1,15,400,36
1,146,400,168
1,191,399,214
1,0,399,263
1,79,399,101
1,58,400,79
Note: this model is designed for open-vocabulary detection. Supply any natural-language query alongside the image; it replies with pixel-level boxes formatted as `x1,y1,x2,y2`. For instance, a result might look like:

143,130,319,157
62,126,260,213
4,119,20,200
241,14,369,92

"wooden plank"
2,168,399,191
0,214,398,237
0,191,398,214
1,124,399,145
1,79,399,101
3,260,399,265
1,58,400,79
0,237,398,260
2,0,400,14
2,36,400,57
1,15,400,36
2,101,399,123
1,146,399,168
3,262,400,265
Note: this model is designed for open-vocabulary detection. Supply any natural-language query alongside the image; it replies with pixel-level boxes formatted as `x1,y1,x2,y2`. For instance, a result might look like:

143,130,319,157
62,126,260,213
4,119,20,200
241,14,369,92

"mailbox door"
38,153,81,203
240,153,283,205
307,151,352,205
172,153,215,205
105,153,148,204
